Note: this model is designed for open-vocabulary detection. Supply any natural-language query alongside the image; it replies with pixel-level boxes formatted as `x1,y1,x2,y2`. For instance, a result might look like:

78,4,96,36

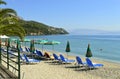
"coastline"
24,35,120,63
20,47,120,79
51,50,120,64
1,45,120,79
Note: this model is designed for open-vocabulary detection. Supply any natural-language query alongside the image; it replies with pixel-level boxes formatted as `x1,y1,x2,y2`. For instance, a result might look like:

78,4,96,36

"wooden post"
0,39,1,64
17,40,21,79
7,39,9,69
18,48,20,79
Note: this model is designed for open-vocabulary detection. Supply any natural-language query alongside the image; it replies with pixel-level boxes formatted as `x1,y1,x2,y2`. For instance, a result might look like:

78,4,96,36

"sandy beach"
1,0,120,79
19,51,120,79
1,46,120,79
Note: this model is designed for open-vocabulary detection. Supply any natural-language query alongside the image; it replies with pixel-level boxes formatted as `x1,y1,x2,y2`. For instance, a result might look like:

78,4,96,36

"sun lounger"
20,54,26,60
44,52,54,60
36,50,44,57
53,53,61,63
20,47,24,52
1,47,7,52
8,51,18,58
53,53,61,60
86,58,103,69
35,50,48,60
23,54,40,64
59,54,75,63
76,56,86,67
25,47,30,52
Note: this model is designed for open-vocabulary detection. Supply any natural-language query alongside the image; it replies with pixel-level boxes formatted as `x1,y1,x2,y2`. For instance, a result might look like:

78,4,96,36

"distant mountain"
18,20,69,35
70,29,120,35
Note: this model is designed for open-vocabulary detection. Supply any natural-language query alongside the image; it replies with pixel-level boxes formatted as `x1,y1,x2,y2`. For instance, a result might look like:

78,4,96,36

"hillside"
18,20,69,35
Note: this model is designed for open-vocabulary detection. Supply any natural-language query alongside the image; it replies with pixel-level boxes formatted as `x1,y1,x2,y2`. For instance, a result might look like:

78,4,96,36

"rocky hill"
18,20,69,35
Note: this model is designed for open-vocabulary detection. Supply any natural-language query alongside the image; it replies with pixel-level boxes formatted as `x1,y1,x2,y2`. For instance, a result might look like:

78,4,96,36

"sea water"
23,35,120,63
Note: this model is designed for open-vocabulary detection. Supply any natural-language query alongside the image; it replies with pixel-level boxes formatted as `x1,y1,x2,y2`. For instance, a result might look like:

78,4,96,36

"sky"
1,0,120,34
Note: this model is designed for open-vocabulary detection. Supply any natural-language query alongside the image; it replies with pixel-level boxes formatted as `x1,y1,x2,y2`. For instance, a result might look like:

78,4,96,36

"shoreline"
21,47,120,79
43,48,120,64
20,44,120,65
24,35,120,64
1,45,120,79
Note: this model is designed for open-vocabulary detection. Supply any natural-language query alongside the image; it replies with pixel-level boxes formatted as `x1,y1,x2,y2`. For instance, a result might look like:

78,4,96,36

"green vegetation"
18,20,69,35
0,0,26,40
0,0,68,38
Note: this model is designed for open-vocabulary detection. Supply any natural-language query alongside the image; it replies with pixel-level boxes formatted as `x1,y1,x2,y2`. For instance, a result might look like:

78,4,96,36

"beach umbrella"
0,35,9,45
5,39,8,46
6,39,11,69
18,38,31,42
85,44,92,58
5,39,10,47
10,38,17,41
37,40,48,44
44,40,60,51
17,40,21,50
30,40,35,53
23,39,31,42
65,41,70,57
43,41,60,45
21,38,31,47
35,40,60,52
10,38,21,49
16,40,21,79
10,38,18,44
0,35,9,38
35,40,48,52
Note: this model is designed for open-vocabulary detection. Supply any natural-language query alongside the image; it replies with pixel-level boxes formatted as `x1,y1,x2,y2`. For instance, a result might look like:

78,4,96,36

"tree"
0,0,26,40
0,0,6,5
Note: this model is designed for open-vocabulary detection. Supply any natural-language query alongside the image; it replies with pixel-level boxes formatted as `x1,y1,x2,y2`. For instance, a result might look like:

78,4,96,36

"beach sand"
1,49,120,79
20,52,120,79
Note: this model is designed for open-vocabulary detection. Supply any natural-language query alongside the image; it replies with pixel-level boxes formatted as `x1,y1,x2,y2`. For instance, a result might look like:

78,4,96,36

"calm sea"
23,35,120,63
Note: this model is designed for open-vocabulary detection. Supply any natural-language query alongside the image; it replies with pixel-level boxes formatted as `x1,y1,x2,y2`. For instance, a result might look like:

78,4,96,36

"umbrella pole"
42,45,43,52
52,45,54,53
0,39,1,64
25,42,26,47
67,52,68,58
